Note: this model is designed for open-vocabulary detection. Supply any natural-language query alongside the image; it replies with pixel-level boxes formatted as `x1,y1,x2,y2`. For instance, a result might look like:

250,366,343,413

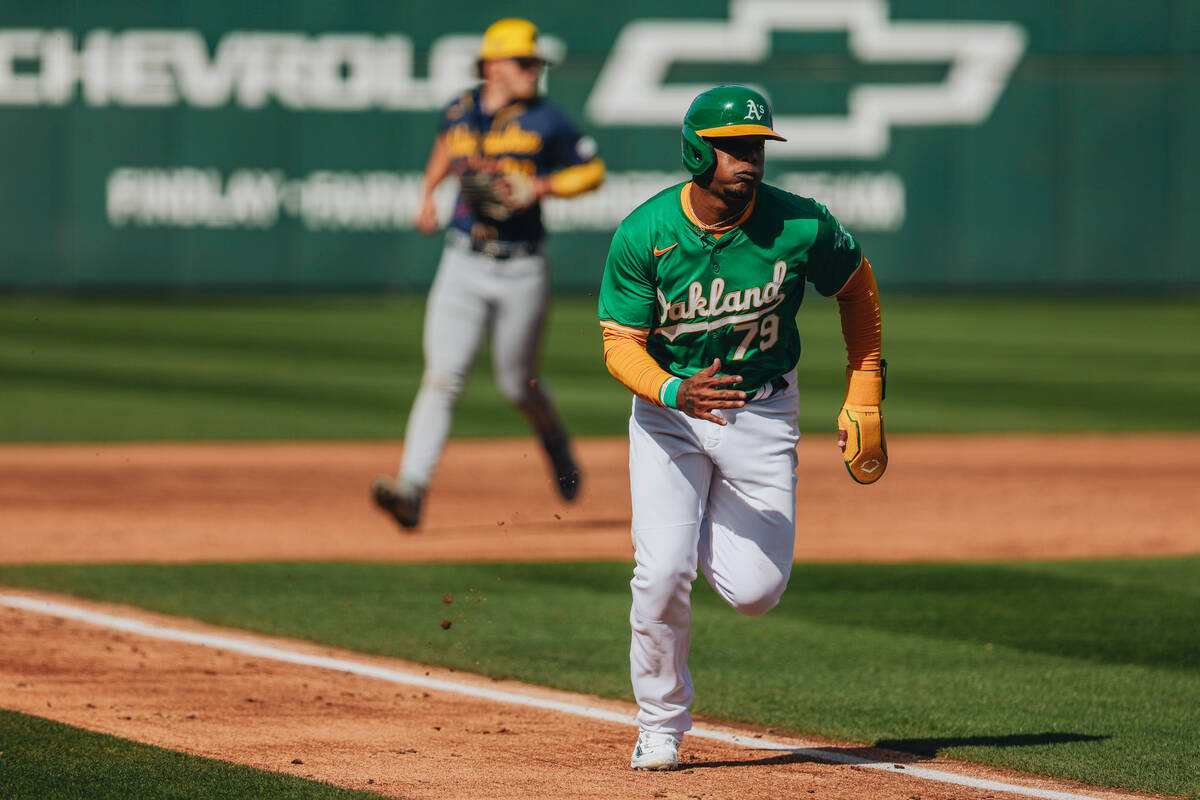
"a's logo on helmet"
744,100,764,120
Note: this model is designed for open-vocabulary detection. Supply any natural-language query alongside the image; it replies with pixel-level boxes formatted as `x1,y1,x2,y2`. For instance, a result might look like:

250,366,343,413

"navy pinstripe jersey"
439,87,597,245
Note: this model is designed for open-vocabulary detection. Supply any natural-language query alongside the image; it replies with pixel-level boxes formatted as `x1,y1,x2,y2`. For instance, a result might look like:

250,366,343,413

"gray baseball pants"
400,235,566,488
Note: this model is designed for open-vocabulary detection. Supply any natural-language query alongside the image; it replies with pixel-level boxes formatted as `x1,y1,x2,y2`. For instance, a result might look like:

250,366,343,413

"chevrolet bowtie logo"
586,0,1027,159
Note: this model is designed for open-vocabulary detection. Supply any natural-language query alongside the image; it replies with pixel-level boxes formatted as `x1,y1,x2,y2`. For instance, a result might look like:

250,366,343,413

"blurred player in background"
598,85,886,769
373,18,605,530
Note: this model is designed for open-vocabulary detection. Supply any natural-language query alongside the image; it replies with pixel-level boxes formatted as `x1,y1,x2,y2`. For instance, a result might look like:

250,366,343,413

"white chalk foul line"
2,593,1107,800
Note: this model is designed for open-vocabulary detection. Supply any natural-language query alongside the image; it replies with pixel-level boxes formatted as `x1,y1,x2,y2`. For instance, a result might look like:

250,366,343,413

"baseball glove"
459,169,536,221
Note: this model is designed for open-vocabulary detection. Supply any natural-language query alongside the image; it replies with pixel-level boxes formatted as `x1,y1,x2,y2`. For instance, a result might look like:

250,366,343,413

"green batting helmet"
681,85,787,175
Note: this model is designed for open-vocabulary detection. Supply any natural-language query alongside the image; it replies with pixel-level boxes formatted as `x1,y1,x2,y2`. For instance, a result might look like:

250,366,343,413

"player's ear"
692,162,717,189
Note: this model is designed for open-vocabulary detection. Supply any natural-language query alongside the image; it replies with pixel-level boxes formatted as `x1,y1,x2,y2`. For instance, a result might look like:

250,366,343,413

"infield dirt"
2,434,1196,800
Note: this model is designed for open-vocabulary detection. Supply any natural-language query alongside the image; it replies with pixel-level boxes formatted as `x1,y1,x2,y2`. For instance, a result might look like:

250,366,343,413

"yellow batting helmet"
478,18,546,62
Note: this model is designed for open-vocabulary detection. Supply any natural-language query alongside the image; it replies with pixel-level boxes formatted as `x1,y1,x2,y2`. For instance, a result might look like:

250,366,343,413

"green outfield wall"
1,1,1197,291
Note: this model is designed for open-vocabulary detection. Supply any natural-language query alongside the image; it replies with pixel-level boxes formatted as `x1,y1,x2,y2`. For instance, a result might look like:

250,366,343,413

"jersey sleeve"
598,226,657,329
805,204,864,297
436,93,469,135
544,105,598,169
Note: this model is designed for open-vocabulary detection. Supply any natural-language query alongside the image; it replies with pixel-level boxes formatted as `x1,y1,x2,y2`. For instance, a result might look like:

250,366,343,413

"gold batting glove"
838,360,887,484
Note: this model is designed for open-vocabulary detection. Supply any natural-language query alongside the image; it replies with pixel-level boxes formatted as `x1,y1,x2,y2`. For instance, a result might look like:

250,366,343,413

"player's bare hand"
837,429,848,451
677,358,746,425
415,196,439,235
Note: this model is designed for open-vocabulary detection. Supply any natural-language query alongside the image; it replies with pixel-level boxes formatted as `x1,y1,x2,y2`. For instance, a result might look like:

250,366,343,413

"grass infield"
0,708,382,800
1,559,1197,798
0,294,1197,440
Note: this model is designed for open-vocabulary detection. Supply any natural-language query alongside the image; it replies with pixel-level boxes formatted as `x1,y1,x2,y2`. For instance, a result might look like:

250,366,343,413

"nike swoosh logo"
653,243,678,256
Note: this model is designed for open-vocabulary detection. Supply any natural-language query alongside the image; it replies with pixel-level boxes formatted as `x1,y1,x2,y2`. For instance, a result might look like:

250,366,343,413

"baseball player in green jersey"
598,85,887,770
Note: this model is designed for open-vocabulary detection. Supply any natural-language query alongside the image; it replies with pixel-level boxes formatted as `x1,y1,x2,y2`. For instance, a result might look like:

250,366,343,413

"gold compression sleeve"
601,324,679,408
549,159,606,197
834,256,883,372
835,256,887,484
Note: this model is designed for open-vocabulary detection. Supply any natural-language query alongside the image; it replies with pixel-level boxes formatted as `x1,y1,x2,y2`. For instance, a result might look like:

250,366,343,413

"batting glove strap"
844,364,885,405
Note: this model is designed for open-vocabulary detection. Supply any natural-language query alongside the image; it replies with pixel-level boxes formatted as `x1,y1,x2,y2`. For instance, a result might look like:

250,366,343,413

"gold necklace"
699,204,747,230
687,183,751,230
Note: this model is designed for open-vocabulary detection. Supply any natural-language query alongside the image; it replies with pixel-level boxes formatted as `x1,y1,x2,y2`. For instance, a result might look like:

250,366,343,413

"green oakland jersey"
598,182,863,392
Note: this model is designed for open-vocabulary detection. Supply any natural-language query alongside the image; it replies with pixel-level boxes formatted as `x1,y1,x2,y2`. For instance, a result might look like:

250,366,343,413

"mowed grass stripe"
1,294,1198,440
0,559,1197,798
0,709,384,800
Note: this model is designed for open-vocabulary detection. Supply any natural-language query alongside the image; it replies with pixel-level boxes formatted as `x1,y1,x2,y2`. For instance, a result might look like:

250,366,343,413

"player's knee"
631,564,695,622
731,589,783,617
727,568,790,617
421,369,467,399
497,373,538,406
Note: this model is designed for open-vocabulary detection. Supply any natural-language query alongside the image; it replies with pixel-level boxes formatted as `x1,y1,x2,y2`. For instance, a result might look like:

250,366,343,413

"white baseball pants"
400,237,562,487
627,375,799,734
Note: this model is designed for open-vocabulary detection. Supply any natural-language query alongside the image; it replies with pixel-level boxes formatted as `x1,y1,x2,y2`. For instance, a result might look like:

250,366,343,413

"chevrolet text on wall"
0,0,1025,234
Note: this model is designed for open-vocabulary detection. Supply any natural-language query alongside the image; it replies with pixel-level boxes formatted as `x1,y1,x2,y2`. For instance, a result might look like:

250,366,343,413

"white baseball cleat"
630,730,681,771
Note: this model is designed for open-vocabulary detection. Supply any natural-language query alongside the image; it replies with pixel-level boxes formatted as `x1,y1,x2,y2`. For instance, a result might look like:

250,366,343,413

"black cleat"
544,439,581,501
371,476,423,530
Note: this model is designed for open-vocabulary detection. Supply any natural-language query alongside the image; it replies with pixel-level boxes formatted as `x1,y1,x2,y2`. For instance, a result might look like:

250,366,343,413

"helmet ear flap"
681,125,714,175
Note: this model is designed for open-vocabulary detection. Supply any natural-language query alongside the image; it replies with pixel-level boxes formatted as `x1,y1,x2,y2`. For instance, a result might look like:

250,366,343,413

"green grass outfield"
0,709,381,800
1,560,1198,798
0,293,1197,440
1,294,1198,798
